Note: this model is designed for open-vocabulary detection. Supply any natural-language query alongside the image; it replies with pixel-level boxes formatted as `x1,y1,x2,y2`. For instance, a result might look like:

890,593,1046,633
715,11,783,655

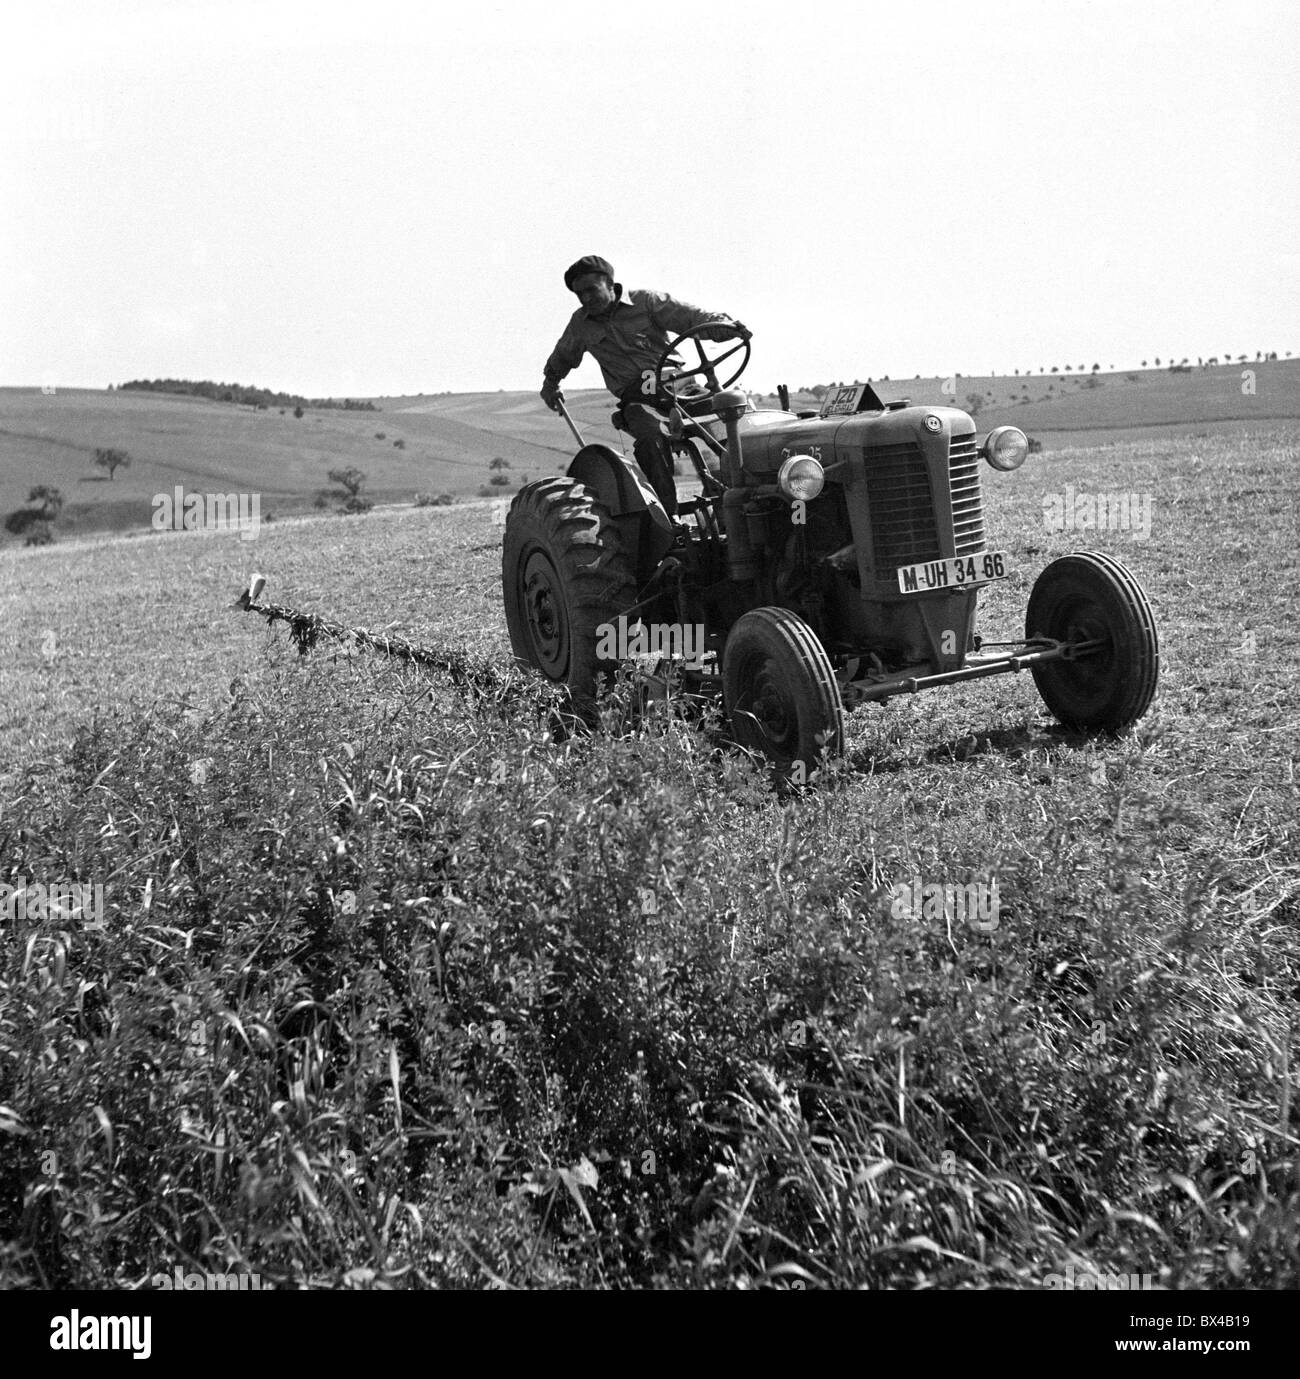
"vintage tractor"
502,325,1158,780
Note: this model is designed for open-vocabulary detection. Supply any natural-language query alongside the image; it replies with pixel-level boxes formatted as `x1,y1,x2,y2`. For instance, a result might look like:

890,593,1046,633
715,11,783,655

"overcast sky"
2,0,1296,397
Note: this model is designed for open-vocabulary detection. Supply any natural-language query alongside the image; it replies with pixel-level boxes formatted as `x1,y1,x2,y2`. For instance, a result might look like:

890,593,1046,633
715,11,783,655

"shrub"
294,406,304,419
489,474,511,487
29,486,64,520
393,439,406,450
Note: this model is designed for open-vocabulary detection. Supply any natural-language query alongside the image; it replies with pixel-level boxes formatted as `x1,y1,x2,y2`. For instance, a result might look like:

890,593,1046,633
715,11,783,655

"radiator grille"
864,436,986,581
948,435,987,556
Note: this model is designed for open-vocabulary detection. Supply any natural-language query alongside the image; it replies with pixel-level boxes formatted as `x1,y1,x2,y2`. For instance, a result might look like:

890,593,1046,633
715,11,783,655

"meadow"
0,421,1296,1289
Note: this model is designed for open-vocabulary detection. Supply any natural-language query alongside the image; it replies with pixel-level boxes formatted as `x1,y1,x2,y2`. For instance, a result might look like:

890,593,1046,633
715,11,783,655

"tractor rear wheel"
723,607,845,782
503,478,638,725
1026,551,1159,732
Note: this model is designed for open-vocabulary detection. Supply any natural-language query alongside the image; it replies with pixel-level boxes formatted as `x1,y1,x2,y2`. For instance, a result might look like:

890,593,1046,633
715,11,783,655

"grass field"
4,358,1297,549
1,418,1297,1288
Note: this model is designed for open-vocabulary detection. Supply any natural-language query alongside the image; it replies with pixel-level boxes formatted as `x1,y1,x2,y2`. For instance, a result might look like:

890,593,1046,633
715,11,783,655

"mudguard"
567,444,676,587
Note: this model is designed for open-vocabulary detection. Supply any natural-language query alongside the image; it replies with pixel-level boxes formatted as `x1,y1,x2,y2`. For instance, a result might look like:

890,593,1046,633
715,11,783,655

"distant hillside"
4,358,1298,545
858,359,1300,437
0,386,586,545
118,378,378,411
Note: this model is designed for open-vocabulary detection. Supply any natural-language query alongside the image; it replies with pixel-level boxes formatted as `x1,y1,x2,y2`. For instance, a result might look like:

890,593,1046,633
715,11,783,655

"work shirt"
543,286,733,400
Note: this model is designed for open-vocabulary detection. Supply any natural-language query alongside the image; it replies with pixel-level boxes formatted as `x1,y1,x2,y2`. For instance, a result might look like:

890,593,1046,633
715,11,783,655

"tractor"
502,325,1159,780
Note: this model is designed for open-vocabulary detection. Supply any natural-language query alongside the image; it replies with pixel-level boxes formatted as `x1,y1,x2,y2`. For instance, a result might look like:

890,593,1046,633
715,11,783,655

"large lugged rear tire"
1026,551,1159,733
723,607,845,783
502,478,638,725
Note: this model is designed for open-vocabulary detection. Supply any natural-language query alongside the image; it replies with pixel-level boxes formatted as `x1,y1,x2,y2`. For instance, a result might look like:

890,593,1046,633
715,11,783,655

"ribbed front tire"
1026,551,1159,732
723,607,845,782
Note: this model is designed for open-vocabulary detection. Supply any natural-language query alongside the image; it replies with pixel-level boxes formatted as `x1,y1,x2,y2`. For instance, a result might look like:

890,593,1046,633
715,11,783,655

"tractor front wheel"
1026,551,1159,733
723,607,845,782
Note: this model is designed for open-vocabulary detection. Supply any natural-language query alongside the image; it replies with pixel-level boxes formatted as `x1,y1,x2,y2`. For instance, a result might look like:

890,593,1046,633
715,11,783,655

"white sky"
1,0,1296,397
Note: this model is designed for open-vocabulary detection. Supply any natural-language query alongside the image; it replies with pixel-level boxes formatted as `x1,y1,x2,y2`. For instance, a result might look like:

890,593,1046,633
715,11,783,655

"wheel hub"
749,668,795,748
521,548,568,678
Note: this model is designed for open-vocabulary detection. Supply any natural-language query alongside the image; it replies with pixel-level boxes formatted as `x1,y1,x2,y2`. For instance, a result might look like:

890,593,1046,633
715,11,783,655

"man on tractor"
540,255,750,517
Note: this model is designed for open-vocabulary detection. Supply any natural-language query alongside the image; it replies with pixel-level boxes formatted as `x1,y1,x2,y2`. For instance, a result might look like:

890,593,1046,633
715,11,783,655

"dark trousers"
619,402,679,516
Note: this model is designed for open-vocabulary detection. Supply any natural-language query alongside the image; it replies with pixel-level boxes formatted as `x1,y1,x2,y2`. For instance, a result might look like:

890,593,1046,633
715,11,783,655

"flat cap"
564,255,614,292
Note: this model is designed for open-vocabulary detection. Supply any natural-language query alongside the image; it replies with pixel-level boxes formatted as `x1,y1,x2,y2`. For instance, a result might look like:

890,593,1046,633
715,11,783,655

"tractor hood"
736,405,975,478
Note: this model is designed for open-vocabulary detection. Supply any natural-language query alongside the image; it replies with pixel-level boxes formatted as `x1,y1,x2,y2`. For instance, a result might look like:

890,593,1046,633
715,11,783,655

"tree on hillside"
294,405,304,418
327,466,367,497
1050,366,1058,374
964,393,984,416
1141,360,1147,367
489,457,511,471
93,447,131,481
1154,358,1160,367
1091,363,1100,372
323,467,371,514
330,466,366,499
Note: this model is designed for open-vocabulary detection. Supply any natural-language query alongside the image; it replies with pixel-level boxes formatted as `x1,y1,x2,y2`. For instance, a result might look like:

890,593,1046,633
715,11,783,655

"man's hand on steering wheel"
695,319,751,343
653,320,752,404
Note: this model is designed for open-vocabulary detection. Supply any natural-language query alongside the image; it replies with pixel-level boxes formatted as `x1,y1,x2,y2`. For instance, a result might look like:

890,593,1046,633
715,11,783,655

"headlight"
777,455,824,501
982,425,1029,471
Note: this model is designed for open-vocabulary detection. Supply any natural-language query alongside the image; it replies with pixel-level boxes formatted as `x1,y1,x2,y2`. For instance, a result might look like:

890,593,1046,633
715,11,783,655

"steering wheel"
653,322,751,406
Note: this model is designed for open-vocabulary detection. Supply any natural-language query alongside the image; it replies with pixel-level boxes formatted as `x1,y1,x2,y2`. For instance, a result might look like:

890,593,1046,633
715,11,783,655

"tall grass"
2,641,1296,1288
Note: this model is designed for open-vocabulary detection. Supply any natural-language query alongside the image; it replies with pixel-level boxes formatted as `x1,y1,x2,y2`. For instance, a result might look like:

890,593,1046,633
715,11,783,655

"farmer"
540,255,749,516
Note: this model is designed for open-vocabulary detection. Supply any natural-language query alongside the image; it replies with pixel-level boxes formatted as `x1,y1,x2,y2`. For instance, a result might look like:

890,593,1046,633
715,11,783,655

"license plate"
897,550,1010,594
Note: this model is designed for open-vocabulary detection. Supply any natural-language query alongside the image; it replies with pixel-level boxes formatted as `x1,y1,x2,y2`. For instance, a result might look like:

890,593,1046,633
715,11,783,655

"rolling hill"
3,357,1297,546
